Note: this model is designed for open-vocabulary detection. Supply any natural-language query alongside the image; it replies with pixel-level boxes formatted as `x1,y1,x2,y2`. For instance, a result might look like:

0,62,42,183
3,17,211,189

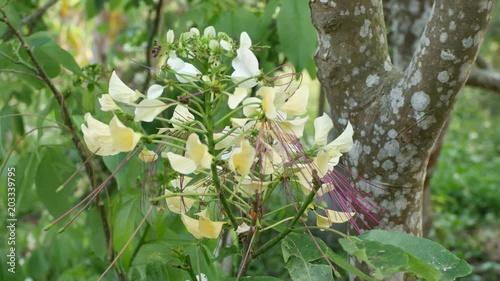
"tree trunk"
310,0,493,279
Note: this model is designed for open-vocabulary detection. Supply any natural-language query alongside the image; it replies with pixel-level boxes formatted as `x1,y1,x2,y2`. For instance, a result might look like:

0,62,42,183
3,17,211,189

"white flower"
171,104,195,129
81,113,141,156
227,87,248,109
166,29,174,44
134,99,170,122
231,32,260,88
166,133,213,174
167,57,201,83
108,71,140,104
228,139,256,176
203,26,216,38
139,147,158,163
98,94,120,112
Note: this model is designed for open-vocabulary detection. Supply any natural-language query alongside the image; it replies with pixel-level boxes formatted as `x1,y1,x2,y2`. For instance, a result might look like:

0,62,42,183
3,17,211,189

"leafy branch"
0,7,124,280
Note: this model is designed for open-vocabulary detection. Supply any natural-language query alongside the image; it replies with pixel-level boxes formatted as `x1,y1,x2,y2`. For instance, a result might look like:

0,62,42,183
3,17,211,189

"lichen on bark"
310,0,493,278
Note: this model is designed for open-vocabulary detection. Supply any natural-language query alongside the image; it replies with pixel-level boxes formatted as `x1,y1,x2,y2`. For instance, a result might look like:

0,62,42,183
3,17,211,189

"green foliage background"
0,0,499,280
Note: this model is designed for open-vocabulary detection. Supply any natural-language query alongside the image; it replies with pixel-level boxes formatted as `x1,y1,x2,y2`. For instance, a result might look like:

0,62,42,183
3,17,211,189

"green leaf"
40,43,82,75
281,233,326,263
223,277,283,281
144,256,170,281
25,248,50,278
360,230,472,280
33,47,61,78
112,192,142,270
35,147,74,218
339,238,412,280
325,249,374,281
285,256,334,281
276,0,317,74
281,233,333,281
26,31,55,49
103,153,142,190
214,8,264,44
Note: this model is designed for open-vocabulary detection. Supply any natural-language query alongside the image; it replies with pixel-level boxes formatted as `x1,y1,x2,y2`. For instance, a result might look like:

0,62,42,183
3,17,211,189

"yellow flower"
108,71,140,104
138,147,158,163
228,139,256,176
81,113,141,156
314,209,355,230
181,209,225,239
166,133,213,174
98,94,120,112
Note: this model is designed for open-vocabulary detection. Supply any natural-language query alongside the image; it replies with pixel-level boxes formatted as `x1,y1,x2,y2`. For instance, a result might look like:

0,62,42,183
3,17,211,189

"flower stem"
204,92,239,230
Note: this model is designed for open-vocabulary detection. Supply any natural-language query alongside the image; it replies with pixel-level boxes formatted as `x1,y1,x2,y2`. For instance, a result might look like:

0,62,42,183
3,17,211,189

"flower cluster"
81,26,357,240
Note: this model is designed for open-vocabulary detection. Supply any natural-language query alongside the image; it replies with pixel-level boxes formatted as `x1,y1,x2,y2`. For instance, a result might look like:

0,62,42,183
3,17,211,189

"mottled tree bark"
310,0,493,279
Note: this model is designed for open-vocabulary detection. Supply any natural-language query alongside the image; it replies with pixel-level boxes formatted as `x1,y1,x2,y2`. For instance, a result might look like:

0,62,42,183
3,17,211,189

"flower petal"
323,122,354,155
239,32,252,49
186,133,212,170
314,114,334,146
166,152,197,174
164,189,195,214
134,99,170,122
229,139,256,175
280,86,309,116
109,71,140,104
109,116,142,153
227,87,248,109
181,214,203,239
257,87,277,120
147,84,164,99
171,105,195,129
98,94,120,112
231,49,259,88
198,216,225,239
139,148,158,163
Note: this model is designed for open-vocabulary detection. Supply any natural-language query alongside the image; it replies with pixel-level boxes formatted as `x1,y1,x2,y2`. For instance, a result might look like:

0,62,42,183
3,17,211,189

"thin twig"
141,0,164,92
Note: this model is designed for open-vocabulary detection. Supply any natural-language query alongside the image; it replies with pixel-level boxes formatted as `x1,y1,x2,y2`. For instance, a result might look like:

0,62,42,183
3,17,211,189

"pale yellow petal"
186,133,212,170
324,122,354,154
166,152,197,174
109,71,140,104
181,214,203,239
109,116,142,152
280,86,309,116
171,105,195,129
164,189,195,214
134,99,170,122
229,139,256,175
314,114,334,146
139,148,158,163
98,94,120,112
257,87,277,120
199,216,224,239
325,209,355,223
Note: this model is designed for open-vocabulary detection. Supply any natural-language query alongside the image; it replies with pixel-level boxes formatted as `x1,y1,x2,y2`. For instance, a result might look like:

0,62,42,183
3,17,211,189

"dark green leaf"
276,0,317,74
325,249,374,281
285,256,334,281
144,256,170,281
35,147,74,218
112,193,142,270
40,43,82,75
360,230,472,280
223,277,283,281
26,31,55,49
33,47,61,78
